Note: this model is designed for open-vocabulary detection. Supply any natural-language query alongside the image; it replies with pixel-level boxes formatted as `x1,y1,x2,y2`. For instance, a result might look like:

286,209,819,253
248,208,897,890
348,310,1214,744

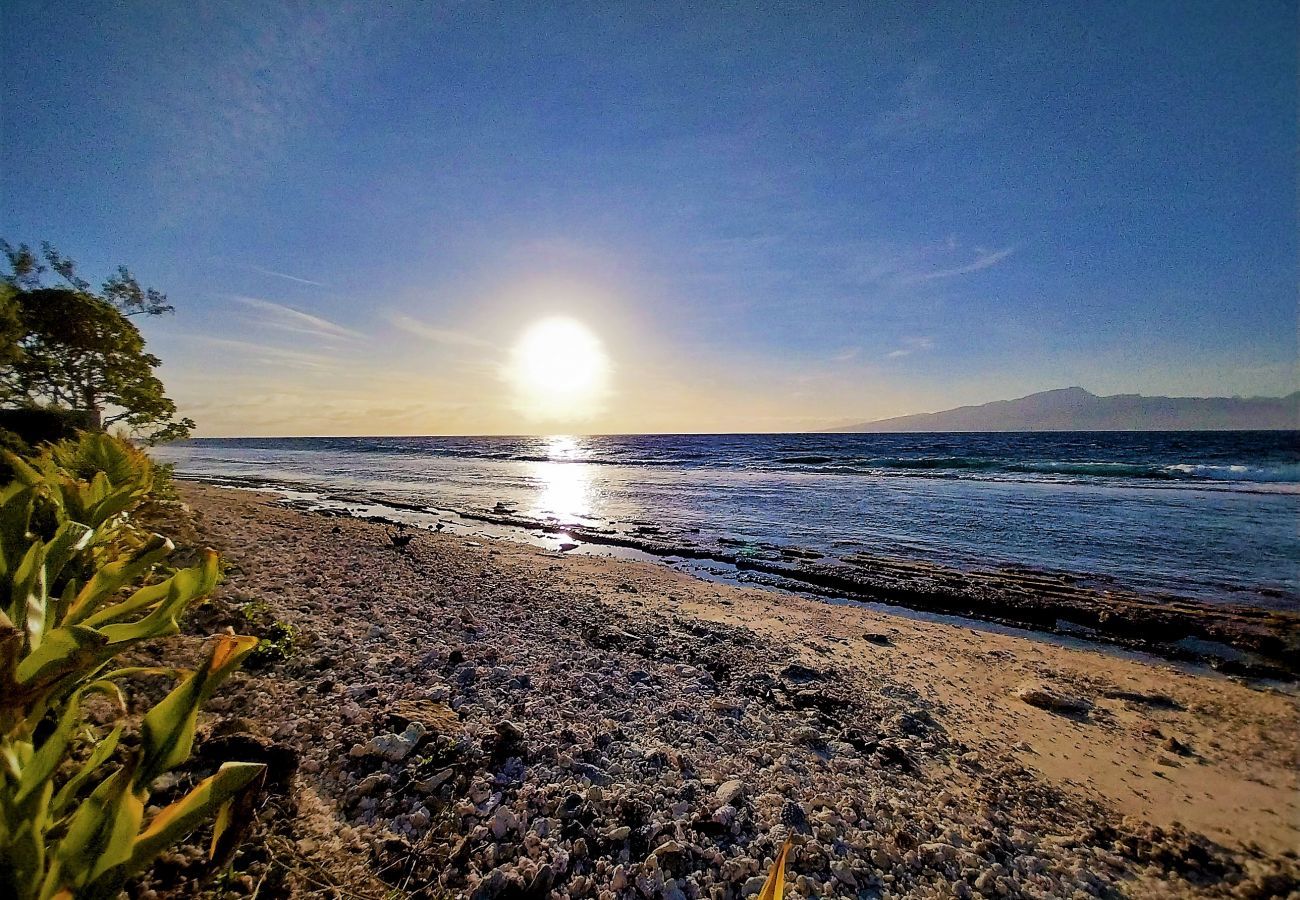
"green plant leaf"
65,535,173,625
9,541,46,647
136,634,258,786
123,762,265,879
15,690,85,807
82,549,216,630
14,625,108,695
50,725,123,821
40,761,142,899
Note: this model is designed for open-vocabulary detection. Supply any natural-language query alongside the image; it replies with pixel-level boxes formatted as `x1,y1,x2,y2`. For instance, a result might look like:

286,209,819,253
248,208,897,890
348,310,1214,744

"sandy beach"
138,483,1299,899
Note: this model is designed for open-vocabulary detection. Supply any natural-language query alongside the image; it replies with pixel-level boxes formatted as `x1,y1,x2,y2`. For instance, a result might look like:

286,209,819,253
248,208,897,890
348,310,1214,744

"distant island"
829,387,1300,432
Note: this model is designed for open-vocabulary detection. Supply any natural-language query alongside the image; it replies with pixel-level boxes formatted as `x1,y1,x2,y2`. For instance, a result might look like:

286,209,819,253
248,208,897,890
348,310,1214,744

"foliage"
0,241,192,444
0,409,95,451
147,462,180,503
237,600,299,668
0,241,172,317
247,620,298,669
0,283,23,370
0,432,263,899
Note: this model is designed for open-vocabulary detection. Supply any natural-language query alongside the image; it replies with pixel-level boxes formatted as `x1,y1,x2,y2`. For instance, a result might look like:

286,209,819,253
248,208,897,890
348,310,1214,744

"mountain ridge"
829,387,1300,432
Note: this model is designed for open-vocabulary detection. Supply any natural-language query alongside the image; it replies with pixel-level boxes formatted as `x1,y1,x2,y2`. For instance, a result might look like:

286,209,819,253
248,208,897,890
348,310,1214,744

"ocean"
153,431,1300,609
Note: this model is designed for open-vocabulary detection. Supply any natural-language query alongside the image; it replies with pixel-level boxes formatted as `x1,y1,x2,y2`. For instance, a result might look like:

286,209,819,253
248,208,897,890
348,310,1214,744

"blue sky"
2,1,1295,434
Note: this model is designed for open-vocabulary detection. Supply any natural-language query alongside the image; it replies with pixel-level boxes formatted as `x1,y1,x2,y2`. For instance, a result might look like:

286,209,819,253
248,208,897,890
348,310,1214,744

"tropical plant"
0,432,263,899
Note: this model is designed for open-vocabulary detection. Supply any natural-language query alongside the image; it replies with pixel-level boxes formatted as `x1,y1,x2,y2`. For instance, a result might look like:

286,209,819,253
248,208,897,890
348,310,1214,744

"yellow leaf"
756,839,792,900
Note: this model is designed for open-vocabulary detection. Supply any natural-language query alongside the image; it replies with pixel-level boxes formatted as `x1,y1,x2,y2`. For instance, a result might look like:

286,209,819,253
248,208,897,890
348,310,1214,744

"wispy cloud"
886,336,936,359
875,61,992,138
387,313,490,349
233,296,363,341
906,247,1016,282
244,264,325,287
183,336,337,371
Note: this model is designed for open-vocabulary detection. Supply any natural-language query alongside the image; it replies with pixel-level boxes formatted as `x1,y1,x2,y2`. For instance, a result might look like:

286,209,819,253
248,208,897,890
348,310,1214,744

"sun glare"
507,317,610,421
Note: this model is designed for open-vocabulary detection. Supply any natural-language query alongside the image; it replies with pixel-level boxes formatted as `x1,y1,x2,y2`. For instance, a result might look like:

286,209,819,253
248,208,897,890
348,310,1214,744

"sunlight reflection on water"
529,435,595,522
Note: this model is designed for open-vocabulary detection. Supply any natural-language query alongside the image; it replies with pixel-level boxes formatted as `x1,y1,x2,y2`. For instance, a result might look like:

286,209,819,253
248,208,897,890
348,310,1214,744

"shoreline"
151,483,1299,898
174,473,1300,681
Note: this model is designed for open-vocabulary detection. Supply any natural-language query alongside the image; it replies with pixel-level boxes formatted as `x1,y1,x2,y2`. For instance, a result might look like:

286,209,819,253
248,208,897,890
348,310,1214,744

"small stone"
489,805,518,838
353,773,390,798
1012,682,1091,714
716,779,747,806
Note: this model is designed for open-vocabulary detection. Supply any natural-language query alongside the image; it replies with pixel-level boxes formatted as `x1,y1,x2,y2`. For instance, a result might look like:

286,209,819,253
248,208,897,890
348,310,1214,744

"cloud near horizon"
386,313,493,350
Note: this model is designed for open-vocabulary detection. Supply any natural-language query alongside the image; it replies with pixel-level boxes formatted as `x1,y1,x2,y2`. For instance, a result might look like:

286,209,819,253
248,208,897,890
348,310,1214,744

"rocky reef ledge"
453,506,1300,681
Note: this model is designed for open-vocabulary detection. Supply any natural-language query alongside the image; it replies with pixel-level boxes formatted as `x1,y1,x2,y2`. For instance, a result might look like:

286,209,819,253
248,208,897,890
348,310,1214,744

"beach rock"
363,722,427,761
1013,682,1091,714
470,868,517,900
716,779,747,806
196,732,300,791
415,767,457,793
352,773,391,799
712,805,737,827
490,805,519,838
387,698,460,735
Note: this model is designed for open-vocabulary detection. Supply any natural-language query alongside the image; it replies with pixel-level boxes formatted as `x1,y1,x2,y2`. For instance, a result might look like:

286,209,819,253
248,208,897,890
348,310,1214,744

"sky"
1,0,1296,436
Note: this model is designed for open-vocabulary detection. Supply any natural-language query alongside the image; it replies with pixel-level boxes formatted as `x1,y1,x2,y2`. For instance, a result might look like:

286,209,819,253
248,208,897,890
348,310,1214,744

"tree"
0,241,194,443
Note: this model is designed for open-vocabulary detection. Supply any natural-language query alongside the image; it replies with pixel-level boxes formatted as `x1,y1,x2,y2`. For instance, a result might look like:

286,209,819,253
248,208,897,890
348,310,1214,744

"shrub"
0,432,263,899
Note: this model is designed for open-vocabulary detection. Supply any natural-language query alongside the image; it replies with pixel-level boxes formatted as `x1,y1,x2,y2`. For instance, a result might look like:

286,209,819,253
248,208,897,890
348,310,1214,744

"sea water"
153,431,1300,608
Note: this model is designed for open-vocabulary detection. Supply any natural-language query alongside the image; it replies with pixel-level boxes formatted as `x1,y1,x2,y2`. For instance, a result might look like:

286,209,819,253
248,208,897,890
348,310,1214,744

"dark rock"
1103,690,1183,710
1013,682,1092,715
779,662,828,683
524,863,555,898
781,800,809,834
470,868,518,900
197,732,298,792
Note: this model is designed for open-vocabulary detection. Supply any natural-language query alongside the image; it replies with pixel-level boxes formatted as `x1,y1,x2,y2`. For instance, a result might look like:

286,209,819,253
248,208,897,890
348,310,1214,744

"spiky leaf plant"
0,433,264,899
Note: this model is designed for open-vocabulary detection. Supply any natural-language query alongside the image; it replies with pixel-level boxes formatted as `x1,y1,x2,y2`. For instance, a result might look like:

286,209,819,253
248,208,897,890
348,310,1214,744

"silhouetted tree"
0,241,194,443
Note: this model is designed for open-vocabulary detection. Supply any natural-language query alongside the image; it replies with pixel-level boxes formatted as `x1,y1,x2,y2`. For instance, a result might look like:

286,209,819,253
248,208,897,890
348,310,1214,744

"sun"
507,317,610,420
